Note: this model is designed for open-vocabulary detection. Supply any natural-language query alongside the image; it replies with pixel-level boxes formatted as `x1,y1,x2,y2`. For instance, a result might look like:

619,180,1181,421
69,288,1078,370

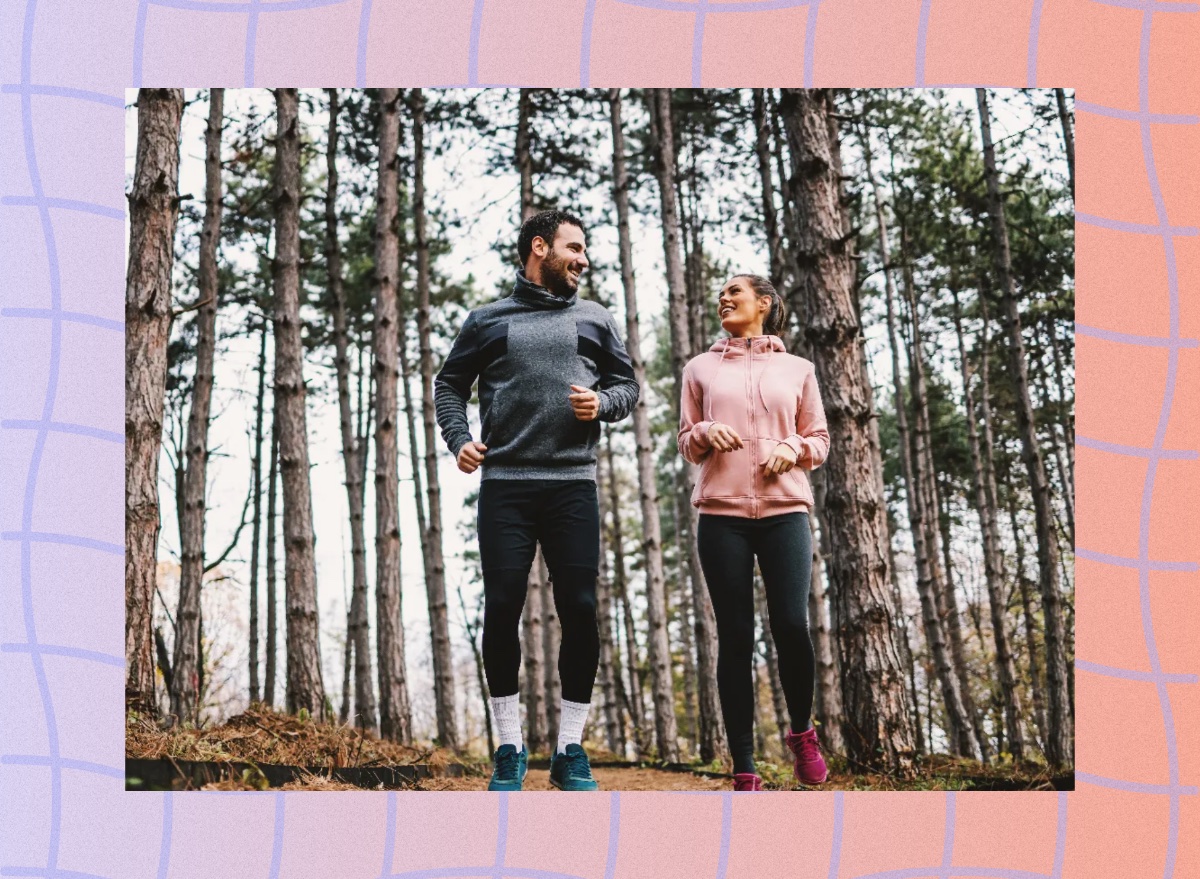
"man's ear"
532,235,549,258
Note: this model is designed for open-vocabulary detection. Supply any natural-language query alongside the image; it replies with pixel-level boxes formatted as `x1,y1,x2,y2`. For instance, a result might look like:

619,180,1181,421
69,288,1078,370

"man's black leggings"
478,479,600,705
697,511,815,774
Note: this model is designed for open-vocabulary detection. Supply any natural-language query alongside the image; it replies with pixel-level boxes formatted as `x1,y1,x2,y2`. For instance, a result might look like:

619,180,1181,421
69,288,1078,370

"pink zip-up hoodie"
678,334,830,519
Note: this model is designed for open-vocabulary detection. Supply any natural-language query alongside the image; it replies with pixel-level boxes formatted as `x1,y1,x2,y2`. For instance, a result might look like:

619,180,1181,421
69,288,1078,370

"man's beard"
541,252,579,298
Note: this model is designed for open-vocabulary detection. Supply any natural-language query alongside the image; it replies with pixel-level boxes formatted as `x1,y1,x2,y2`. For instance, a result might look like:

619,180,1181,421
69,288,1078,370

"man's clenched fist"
457,441,487,474
569,384,600,421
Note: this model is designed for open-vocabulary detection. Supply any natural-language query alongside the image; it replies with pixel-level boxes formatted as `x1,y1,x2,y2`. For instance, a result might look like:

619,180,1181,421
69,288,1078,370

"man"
435,209,639,791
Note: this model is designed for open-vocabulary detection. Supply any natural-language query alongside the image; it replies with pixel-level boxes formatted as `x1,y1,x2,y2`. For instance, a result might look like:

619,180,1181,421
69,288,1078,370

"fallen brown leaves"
126,704,460,772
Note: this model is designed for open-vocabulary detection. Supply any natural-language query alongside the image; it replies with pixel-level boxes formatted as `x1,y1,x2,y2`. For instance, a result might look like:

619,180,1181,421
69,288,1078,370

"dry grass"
126,704,462,772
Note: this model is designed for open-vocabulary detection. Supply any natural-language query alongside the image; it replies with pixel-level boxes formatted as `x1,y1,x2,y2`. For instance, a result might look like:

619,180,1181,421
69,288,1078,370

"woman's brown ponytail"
739,274,787,337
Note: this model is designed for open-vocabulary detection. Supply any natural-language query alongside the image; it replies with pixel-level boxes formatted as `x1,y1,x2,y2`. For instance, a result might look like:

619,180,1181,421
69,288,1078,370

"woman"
678,274,830,791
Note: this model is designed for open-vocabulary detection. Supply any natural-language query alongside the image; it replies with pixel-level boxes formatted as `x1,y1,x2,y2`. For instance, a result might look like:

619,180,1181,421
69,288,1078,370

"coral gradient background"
1,1,1197,877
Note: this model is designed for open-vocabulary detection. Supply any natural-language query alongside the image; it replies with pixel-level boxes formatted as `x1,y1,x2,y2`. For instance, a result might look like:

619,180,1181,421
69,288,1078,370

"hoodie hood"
512,269,577,310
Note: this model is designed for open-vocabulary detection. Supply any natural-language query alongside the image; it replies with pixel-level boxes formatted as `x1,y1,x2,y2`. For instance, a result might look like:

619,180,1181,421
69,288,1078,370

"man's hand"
456,441,487,474
706,422,744,453
569,385,600,421
763,442,798,474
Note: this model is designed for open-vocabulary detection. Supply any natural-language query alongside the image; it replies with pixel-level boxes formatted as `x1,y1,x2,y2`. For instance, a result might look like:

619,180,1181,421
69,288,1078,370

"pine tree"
126,87,186,717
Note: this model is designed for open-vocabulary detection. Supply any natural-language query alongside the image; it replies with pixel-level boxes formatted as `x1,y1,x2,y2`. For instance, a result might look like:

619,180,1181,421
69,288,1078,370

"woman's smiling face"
718,276,769,337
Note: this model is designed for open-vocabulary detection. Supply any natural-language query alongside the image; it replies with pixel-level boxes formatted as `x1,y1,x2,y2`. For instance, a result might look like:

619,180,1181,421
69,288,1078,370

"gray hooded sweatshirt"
434,271,640,480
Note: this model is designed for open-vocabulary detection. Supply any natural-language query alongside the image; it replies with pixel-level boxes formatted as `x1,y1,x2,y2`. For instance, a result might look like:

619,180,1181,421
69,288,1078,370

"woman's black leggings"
697,511,815,775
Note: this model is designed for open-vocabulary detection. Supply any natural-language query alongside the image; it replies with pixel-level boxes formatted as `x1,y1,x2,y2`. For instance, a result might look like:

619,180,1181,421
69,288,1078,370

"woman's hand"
763,442,798,474
706,422,744,453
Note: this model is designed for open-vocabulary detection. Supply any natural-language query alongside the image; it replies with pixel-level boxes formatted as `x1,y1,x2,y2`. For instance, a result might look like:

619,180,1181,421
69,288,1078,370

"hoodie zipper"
746,337,759,519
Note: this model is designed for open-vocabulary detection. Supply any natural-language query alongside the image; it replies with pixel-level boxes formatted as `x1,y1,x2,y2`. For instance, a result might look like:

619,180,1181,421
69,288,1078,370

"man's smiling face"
537,222,589,297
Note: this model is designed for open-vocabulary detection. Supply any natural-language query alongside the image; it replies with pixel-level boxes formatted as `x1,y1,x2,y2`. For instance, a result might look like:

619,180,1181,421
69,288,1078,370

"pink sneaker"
786,727,828,785
733,772,763,791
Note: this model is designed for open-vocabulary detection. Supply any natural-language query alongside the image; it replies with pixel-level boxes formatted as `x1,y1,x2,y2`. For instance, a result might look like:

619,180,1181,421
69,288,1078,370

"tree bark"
977,88,1072,769
171,88,223,724
603,430,646,756
608,88,676,762
125,87,185,717
857,118,975,759
778,88,915,774
806,509,844,752
265,414,279,707
248,317,267,705
596,456,624,754
517,89,535,221
325,88,377,732
648,87,726,765
371,88,411,741
949,282,1025,760
522,561,548,753
540,549,561,746
1054,89,1075,201
752,88,785,289
411,88,459,750
271,88,327,720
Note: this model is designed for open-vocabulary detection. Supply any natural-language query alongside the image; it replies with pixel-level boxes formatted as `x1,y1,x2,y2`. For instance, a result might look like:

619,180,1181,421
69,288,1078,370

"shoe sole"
550,778,599,791
795,771,829,786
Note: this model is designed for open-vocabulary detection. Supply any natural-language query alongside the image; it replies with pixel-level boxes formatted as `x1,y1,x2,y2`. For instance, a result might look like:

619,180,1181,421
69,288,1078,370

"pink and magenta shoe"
733,772,763,791
786,726,828,785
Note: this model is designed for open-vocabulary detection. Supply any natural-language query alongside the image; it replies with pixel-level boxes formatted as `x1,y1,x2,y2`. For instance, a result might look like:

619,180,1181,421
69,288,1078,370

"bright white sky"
126,88,1066,739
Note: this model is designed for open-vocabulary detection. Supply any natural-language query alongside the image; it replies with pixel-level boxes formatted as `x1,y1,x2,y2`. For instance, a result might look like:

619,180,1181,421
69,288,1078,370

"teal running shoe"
487,744,528,792
549,743,599,791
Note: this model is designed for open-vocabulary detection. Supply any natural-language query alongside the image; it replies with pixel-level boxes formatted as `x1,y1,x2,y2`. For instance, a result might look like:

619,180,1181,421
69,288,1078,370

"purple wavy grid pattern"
0,0,1195,878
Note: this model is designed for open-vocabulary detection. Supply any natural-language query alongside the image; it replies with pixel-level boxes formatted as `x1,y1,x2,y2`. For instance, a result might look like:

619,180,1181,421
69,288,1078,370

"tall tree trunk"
1031,317,1075,544
522,562,548,753
265,415,279,707
125,87,185,717
603,430,646,756
608,88,676,762
172,89,224,725
977,88,1072,769
671,502,699,756
886,529,925,754
248,318,267,705
751,88,785,289
858,119,975,759
516,89,535,220
372,88,411,741
325,88,377,732
411,88,459,750
807,509,844,752
648,87,726,765
1054,89,1075,201
339,597,353,725
457,582,494,755
273,88,327,720
949,282,1025,760
778,88,914,775
979,285,1047,751
1008,488,1049,753
596,456,623,754
901,243,982,760
540,549,561,746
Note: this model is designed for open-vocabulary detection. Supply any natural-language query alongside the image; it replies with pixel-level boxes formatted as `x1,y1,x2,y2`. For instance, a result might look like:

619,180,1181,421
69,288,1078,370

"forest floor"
126,707,1069,792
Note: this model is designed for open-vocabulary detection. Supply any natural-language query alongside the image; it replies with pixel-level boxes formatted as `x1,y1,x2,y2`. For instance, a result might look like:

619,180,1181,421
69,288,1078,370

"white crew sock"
556,699,591,755
490,694,522,750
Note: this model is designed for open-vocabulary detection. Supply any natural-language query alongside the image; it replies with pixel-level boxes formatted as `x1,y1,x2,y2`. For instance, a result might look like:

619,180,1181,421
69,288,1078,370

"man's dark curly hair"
517,209,587,265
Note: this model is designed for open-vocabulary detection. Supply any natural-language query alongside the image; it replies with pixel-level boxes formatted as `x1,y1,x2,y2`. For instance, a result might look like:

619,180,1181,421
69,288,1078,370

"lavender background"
1,1,1196,877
